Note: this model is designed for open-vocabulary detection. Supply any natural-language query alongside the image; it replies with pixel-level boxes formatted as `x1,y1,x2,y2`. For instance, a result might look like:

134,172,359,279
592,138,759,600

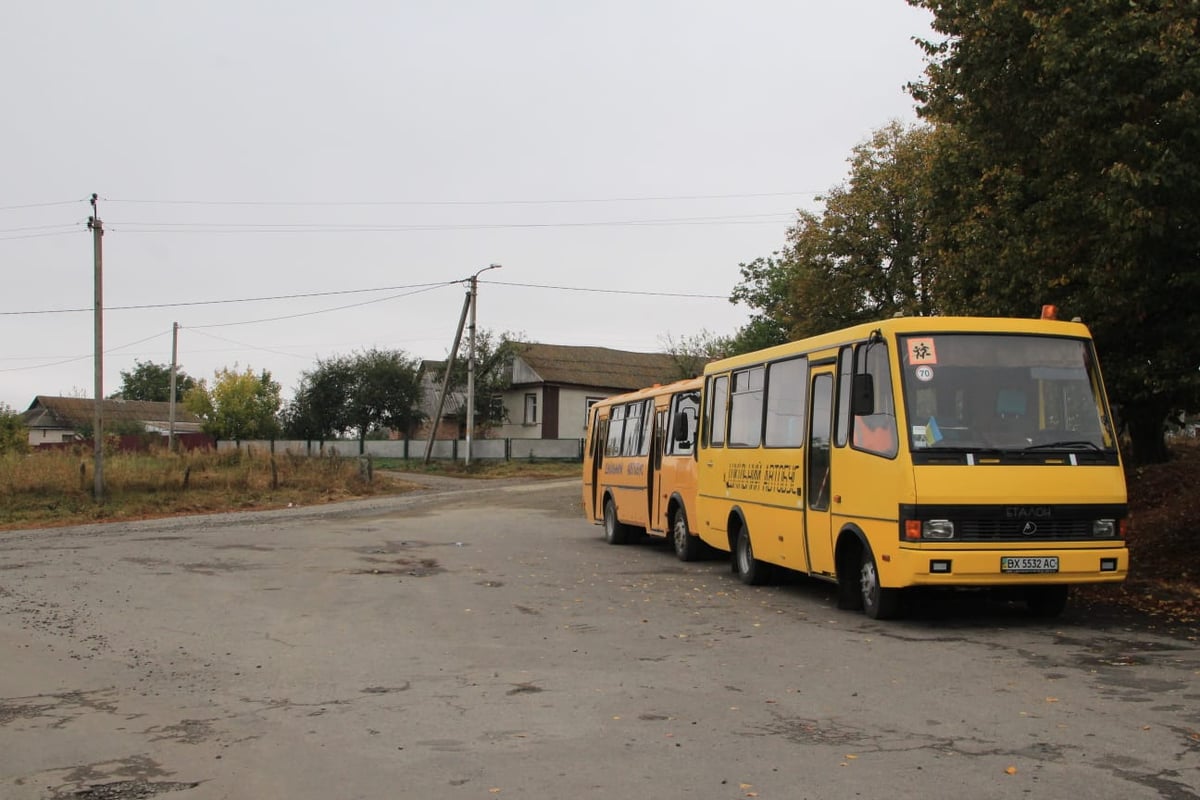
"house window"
584,396,604,428
524,393,538,424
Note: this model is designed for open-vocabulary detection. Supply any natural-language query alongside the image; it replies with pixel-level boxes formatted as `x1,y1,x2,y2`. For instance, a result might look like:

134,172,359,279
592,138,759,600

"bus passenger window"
605,405,625,457
729,366,764,448
765,357,806,448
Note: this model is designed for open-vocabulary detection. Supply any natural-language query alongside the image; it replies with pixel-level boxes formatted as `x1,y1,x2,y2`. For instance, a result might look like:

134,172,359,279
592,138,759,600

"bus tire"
860,549,901,619
603,497,631,545
671,507,702,562
734,527,773,585
1026,585,1069,618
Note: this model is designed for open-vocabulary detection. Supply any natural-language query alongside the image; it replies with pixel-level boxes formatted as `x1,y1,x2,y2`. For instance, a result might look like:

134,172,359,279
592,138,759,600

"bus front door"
649,408,667,532
585,412,605,522
805,370,836,576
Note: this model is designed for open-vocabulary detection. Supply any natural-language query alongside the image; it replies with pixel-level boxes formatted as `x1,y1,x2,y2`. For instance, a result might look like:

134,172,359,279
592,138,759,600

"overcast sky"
1,1,934,412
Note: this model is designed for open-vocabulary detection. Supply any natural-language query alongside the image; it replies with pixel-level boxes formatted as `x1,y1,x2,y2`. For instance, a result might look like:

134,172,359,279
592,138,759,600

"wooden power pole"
88,193,105,501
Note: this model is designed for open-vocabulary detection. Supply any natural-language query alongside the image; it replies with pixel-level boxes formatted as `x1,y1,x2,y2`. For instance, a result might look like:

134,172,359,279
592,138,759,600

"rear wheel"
671,507,703,562
1026,585,1069,618
734,526,773,585
603,497,631,545
860,549,901,619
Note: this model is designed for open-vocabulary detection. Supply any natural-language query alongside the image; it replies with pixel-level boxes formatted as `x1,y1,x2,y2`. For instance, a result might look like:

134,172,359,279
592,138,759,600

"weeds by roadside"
0,448,417,530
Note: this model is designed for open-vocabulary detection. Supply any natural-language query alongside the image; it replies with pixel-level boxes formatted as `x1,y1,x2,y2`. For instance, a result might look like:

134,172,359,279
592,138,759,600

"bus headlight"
923,520,955,540
1093,519,1117,538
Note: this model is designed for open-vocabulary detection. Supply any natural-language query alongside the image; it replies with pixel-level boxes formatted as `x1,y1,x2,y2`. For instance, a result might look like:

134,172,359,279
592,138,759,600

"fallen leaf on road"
1005,766,1018,775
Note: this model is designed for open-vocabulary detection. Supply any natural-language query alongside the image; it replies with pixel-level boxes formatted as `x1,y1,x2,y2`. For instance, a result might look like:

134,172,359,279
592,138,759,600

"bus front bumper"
892,544,1128,587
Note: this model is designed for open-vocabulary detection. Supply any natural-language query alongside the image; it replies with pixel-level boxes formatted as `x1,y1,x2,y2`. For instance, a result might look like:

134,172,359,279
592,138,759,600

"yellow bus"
692,314,1128,618
582,378,707,560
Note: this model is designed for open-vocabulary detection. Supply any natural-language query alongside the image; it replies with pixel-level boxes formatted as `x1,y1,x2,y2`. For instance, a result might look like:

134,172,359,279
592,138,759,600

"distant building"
491,343,685,440
401,343,688,442
21,395,204,446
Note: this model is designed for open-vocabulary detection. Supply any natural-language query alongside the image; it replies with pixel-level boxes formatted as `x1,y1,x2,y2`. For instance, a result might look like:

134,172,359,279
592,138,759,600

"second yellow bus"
582,378,707,560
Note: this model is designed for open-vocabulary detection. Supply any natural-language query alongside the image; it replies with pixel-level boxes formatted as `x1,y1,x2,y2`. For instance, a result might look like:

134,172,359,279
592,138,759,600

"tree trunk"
1124,401,1170,465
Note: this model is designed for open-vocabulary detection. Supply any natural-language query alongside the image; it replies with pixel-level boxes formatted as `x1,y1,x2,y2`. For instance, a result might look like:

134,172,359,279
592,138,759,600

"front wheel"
734,527,773,585
860,549,901,619
671,507,703,562
603,498,631,545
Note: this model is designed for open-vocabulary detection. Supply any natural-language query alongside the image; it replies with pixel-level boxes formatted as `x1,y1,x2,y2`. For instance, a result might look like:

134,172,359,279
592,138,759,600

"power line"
112,211,792,227
0,199,86,212
107,213,795,235
1,281,454,316
0,223,84,234
0,329,170,373
0,229,85,242
104,191,818,207
188,283,452,329
482,280,728,300
4,279,727,317
186,328,314,361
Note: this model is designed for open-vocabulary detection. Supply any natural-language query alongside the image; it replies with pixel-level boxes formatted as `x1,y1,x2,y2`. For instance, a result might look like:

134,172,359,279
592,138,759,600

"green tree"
660,330,735,379
0,402,28,455
185,366,282,442
112,360,196,402
282,356,354,445
907,0,1200,463
439,331,527,434
343,348,424,453
730,122,938,342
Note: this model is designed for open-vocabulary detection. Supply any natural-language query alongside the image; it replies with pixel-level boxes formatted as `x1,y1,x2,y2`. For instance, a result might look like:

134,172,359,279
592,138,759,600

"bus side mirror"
851,374,875,416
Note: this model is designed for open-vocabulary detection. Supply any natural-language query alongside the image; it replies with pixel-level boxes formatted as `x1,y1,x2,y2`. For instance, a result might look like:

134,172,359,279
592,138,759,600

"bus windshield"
898,333,1116,451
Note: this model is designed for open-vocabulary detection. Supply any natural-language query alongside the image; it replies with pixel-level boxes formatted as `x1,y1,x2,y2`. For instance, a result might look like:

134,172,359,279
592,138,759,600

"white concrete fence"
215,437,585,461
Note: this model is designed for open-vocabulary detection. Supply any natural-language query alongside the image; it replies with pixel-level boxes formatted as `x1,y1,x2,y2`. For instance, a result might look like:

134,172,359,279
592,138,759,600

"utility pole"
168,322,179,452
88,193,105,502
465,263,501,465
423,291,471,464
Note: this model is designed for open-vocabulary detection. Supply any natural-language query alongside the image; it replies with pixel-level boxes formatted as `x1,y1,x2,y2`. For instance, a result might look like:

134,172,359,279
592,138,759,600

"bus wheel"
860,550,901,619
734,527,773,585
672,507,702,562
603,498,631,545
1026,585,1069,618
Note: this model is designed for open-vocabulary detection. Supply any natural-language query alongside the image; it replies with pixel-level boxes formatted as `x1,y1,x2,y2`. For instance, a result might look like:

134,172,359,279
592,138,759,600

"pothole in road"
349,540,436,555
59,780,200,799
351,557,443,577
755,715,868,747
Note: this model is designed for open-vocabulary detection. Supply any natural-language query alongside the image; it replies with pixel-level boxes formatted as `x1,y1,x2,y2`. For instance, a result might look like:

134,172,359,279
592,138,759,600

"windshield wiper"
1023,440,1104,451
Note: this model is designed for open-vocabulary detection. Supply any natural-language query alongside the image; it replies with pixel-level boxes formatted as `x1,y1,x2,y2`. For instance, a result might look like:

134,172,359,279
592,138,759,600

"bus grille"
956,519,1096,541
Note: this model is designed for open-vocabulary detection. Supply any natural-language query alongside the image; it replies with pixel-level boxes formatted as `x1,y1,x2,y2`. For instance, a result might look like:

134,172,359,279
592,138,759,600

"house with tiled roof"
491,343,690,439
21,396,204,446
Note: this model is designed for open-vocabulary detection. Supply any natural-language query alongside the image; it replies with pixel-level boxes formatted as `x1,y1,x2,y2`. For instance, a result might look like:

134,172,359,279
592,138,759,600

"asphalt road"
1,476,1197,800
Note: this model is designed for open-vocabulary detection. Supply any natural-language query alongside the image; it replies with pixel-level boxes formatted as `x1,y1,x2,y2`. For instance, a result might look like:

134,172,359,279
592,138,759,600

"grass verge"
0,448,421,530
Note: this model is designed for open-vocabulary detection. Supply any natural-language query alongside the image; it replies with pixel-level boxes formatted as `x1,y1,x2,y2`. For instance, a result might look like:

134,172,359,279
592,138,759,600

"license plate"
1001,556,1059,574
